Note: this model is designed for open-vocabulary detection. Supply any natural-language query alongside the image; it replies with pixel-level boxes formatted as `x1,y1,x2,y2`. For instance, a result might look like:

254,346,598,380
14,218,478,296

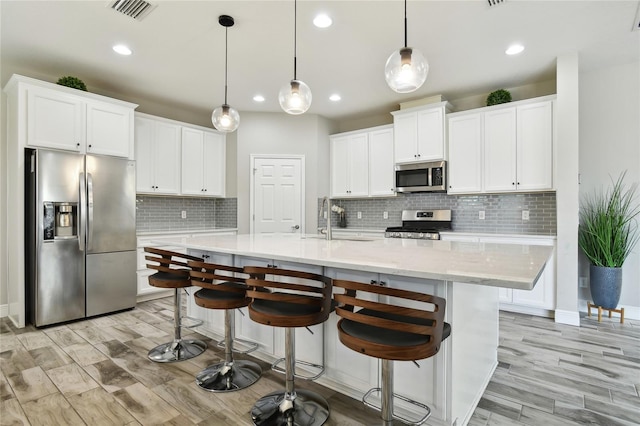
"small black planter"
589,265,622,309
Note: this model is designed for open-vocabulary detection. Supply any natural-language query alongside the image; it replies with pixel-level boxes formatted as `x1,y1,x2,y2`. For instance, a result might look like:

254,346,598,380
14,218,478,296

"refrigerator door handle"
87,172,94,251
78,172,86,251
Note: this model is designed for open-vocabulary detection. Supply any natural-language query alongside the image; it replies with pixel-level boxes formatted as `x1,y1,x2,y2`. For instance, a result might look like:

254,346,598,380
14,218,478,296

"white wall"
579,59,640,317
235,112,335,234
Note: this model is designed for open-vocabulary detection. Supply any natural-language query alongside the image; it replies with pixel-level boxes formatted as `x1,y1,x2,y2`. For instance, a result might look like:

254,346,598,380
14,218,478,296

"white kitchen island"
152,233,553,426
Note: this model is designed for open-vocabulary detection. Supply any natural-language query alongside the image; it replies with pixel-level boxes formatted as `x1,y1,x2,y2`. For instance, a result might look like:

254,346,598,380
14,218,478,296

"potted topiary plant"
486,89,511,106
578,171,640,309
56,76,87,91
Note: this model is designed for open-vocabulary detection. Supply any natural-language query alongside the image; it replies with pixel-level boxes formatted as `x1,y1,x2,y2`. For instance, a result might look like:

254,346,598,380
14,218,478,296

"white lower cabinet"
232,256,324,365
382,275,448,423
323,269,380,396
441,233,556,316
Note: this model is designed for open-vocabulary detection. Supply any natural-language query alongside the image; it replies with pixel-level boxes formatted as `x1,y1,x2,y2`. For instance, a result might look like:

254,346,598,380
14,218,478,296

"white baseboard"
554,309,581,326
0,304,7,318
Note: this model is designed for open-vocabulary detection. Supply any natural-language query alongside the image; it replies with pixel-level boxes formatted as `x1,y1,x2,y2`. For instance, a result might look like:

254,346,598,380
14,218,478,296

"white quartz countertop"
151,233,553,290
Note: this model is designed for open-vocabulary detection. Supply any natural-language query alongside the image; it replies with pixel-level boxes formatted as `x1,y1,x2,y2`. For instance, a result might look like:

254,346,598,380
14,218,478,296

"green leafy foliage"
579,172,640,267
56,76,87,91
486,89,512,106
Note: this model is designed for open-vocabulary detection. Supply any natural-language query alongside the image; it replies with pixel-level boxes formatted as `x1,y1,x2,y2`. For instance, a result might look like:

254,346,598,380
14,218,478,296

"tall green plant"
579,172,640,267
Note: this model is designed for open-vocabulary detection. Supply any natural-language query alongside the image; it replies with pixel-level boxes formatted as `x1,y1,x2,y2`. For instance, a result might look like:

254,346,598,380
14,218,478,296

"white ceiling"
1,1,639,124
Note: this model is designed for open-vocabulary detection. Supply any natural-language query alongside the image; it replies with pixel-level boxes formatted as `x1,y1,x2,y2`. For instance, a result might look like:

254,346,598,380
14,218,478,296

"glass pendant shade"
212,104,239,132
385,47,429,93
279,79,312,115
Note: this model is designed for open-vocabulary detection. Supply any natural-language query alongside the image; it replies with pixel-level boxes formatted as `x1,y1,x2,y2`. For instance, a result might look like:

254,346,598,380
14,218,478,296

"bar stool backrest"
244,266,333,328
144,247,202,276
333,279,447,360
188,260,248,295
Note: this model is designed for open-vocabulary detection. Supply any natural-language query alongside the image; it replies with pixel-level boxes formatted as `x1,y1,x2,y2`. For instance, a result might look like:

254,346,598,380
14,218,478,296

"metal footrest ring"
271,357,325,381
362,387,432,426
251,389,329,426
181,315,204,329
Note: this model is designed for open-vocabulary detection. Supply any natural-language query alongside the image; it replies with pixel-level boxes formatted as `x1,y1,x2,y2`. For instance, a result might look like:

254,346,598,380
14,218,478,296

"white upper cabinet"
134,114,181,195
448,95,555,195
448,113,483,194
330,124,394,199
368,127,395,197
392,101,450,164
20,77,136,158
484,108,517,192
181,127,226,197
516,101,554,191
330,132,369,198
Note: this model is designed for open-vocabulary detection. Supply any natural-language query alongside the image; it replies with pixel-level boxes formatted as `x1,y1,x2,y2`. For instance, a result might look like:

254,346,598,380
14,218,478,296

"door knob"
292,225,300,230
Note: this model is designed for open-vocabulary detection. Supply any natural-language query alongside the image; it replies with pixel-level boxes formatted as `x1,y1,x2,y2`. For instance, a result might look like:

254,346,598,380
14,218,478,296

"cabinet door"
86,101,132,158
330,136,350,197
347,133,369,197
448,114,483,194
324,269,379,393
517,101,553,191
202,131,225,197
153,121,181,194
27,86,84,152
393,112,418,163
181,127,205,195
484,108,516,192
417,107,444,160
368,128,395,197
134,117,155,193
512,247,555,309
383,275,447,422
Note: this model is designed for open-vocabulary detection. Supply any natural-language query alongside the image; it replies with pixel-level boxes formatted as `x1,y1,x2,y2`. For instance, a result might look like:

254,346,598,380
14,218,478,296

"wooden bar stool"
333,279,451,426
244,266,333,426
144,247,207,363
188,260,262,392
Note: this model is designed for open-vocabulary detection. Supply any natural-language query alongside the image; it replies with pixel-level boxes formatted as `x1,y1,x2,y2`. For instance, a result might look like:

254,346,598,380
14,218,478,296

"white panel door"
253,157,303,234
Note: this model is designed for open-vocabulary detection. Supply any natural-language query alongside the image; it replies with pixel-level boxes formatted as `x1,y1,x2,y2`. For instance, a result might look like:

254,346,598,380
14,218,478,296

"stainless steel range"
385,209,452,240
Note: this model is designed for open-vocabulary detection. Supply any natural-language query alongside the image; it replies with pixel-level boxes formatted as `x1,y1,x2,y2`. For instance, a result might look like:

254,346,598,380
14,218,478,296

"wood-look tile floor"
1,298,638,425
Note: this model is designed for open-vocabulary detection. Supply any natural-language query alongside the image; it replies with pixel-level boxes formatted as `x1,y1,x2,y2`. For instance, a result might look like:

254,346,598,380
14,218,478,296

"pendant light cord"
404,0,408,48
224,26,229,104
293,0,297,80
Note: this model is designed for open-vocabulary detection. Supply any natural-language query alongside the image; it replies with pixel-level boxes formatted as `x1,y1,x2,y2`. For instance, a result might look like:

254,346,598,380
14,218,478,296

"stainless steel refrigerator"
25,148,137,327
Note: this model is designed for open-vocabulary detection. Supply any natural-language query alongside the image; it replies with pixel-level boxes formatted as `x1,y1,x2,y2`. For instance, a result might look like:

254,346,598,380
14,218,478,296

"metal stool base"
251,389,329,426
148,339,207,363
196,360,262,392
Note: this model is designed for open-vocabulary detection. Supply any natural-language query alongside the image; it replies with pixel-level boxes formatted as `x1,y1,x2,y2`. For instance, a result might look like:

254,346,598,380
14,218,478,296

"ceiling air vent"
109,0,156,21
634,2,640,31
487,0,504,6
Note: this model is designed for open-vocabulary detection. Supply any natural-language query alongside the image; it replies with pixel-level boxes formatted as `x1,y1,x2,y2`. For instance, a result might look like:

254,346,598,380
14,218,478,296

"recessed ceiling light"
313,13,332,28
329,94,341,102
505,44,524,55
113,44,132,55
253,95,265,102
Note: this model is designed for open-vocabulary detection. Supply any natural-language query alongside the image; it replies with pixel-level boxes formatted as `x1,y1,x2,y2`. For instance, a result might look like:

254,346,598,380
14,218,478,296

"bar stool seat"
145,247,207,363
334,280,450,426
188,260,262,392
244,266,333,426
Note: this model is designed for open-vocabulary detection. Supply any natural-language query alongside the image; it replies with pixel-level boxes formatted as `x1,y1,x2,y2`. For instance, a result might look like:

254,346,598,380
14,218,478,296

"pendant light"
211,15,240,132
278,0,312,115
384,0,429,93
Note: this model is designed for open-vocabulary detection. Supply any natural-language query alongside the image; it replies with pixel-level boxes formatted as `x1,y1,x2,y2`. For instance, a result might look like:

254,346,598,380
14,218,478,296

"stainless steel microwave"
395,161,447,193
